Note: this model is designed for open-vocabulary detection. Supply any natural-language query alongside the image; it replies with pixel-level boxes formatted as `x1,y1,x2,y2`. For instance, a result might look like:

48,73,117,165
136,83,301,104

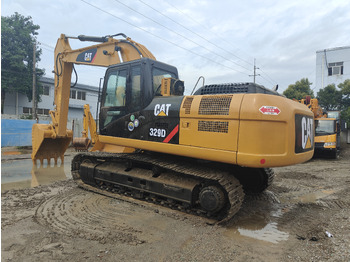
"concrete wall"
1,118,87,147
1,119,48,147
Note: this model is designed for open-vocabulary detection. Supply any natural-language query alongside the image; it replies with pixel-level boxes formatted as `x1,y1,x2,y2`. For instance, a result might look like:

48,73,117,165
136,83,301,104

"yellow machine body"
92,94,314,168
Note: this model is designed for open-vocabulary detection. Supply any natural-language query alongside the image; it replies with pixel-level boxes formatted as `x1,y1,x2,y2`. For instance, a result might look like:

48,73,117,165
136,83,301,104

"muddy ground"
2,144,350,262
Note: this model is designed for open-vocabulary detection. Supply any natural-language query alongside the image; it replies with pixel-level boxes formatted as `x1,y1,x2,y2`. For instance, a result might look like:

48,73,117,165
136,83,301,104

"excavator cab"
99,58,180,134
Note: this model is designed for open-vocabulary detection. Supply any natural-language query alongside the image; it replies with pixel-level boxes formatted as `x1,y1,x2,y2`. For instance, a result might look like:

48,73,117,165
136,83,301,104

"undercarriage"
72,152,274,223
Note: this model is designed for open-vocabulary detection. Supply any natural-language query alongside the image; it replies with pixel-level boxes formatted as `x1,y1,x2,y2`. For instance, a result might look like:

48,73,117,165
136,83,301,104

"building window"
70,89,86,100
23,107,50,116
37,108,50,115
77,91,86,100
23,107,32,114
328,62,344,76
70,90,76,99
43,85,50,96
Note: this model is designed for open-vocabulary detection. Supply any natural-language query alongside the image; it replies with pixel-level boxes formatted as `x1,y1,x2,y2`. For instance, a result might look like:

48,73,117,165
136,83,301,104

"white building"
316,46,350,90
3,76,100,120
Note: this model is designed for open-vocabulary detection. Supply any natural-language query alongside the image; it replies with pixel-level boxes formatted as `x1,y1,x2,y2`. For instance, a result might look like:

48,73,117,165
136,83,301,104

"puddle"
1,157,73,191
236,222,289,244
224,209,289,244
296,190,335,203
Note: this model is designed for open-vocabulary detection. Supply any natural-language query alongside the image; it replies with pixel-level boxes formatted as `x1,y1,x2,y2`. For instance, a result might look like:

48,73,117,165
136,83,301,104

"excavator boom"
32,33,155,164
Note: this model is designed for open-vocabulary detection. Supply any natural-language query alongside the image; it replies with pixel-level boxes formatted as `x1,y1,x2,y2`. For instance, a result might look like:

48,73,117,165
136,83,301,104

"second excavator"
32,33,315,222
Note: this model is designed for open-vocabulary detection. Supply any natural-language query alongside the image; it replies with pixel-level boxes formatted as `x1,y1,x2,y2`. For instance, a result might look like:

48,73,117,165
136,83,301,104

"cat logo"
154,104,171,116
295,114,314,153
76,48,97,63
84,52,93,62
302,116,313,149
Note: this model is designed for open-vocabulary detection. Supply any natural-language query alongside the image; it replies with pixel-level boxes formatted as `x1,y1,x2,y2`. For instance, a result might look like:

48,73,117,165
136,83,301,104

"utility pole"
249,58,260,83
32,42,37,121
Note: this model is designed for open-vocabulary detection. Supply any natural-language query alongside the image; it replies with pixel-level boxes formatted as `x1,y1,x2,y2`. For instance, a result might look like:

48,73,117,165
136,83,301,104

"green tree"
1,12,44,113
316,84,342,111
338,79,350,108
338,79,350,126
283,78,314,100
341,107,350,127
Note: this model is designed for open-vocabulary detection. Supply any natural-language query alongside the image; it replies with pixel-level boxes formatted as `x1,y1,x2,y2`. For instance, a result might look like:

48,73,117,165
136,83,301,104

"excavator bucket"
32,123,73,166
72,137,91,151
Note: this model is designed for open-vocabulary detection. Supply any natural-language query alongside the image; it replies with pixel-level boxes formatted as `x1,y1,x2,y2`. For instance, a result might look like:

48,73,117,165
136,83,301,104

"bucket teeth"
33,155,64,167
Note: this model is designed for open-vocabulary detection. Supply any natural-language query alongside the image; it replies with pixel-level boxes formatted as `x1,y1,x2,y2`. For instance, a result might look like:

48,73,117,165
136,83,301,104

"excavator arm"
72,104,99,151
32,33,155,165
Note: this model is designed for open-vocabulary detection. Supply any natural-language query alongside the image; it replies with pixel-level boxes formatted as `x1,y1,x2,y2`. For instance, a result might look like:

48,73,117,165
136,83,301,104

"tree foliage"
284,78,350,126
316,79,350,126
283,78,314,100
338,79,350,125
1,12,44,113
316,84,342,111
338,79,350,108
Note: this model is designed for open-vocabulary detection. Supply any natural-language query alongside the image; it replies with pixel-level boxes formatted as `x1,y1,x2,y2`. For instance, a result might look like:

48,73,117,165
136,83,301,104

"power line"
111,0,249,74
257,67,278,86
161,0,281,86
40,42,55,50
163,0,254,67
80,0,249,75
41,46,54,53
137,0,251,72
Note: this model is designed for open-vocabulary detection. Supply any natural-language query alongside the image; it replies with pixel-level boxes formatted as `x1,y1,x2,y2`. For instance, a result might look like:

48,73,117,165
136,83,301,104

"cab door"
99,64,142,135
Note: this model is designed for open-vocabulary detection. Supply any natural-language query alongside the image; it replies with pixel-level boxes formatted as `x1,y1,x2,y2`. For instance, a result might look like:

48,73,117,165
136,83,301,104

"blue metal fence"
1,119,49,147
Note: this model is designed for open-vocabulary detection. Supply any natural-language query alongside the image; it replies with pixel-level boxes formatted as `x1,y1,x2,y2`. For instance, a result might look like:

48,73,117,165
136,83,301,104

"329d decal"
149,128,166,138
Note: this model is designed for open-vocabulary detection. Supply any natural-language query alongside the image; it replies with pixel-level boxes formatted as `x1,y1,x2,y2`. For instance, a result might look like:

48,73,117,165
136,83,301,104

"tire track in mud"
35,189,146,244
316,199,350,209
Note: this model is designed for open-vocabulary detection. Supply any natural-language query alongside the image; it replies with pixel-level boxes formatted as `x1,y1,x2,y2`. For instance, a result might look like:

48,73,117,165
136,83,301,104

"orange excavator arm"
298,96,327,118
32,33,155,165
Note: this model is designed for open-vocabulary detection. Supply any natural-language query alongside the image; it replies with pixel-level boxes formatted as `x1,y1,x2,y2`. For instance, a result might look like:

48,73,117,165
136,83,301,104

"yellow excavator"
32,34,314,222
299,96,340,158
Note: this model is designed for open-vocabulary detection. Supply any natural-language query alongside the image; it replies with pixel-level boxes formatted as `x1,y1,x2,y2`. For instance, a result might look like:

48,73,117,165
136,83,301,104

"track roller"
199,185,226,213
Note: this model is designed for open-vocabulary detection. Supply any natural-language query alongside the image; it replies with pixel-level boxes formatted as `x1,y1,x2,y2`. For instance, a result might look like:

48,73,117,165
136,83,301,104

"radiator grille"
198,95,232,115
198,121,229,133
182,97,194,114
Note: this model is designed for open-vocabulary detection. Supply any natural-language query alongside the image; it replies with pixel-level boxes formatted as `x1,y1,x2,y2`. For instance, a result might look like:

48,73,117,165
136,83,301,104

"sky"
2,0,350,95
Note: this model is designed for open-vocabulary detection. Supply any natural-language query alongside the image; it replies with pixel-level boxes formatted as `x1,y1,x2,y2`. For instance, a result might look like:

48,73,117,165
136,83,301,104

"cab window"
102,69,127,127
152,67,176,95
130,65,142,110
104,69,127,107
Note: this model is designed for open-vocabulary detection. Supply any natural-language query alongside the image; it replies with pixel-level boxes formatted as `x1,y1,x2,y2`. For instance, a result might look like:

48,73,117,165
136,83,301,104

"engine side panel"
179,94,243,152
237,94,314,167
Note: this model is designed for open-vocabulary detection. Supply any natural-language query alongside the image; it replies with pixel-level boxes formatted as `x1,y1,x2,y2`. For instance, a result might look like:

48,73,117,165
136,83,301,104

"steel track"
71,152,245,223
